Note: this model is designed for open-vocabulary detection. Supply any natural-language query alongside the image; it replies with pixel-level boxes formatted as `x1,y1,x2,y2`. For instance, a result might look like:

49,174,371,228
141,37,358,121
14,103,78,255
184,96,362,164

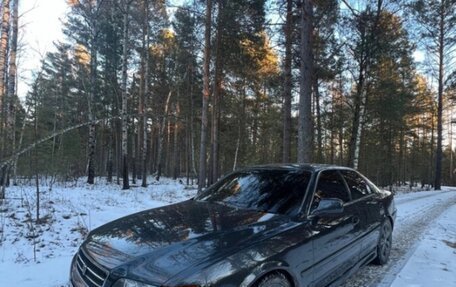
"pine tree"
198,0,212,191
297,0,313,163
408,0,456,190
282,0,293,163
120,0,133,189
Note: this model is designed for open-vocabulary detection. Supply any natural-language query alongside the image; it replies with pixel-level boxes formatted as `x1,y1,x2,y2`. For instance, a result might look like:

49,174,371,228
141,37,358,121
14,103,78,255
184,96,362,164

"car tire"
254,272,291,287
373,219,392,265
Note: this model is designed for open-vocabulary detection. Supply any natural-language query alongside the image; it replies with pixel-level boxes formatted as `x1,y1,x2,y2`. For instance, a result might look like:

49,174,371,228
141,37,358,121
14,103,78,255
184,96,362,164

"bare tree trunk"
314,78,323,162
121,4,130,190
137,1,145,178
116,119,121,185
233,123,241,171
234,82,247,171
33,89,39,221
132,130,136,184
185,113,190,185
7,0,17,126
449,107,454,185
141,0,150,188
105,2,117,184
398,129,405,184
189,64,197,180
87,8,98,184
165,117,171,175
429,107,435,186
87,56,97,184
297,0,313,163
156,91,172,181
198,0,212,192
209,0,223,185
282,0,293,163
7,0,18,186
13,104,29,185
107,129,113,182
34,167,39,218
347,36,367,169
137,71,143,181
0,0,9,112
150,126,156,174
51,99,58,180
434,5,445,190
352,92,366,169
173,102,180,180
0,0,10,194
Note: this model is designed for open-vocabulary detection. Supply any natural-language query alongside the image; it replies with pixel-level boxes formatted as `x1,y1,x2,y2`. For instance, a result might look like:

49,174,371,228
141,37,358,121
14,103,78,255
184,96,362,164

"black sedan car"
70,164,396,287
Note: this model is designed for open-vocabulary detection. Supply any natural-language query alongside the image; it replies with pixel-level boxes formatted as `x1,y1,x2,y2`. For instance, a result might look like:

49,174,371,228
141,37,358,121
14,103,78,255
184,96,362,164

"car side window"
310,170,350,212
341,170,371,200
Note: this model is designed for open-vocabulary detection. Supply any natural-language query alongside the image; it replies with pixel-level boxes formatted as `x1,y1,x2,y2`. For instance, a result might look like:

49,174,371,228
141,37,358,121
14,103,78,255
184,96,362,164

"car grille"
76,248,108,287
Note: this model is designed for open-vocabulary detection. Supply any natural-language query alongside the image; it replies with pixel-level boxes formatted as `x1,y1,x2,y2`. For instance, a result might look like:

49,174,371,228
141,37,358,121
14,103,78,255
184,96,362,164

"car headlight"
113,278,158,287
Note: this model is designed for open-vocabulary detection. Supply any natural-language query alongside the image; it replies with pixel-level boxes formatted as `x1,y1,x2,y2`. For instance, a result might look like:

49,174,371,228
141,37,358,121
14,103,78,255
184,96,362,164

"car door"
341,170,383,259
308,170,362,287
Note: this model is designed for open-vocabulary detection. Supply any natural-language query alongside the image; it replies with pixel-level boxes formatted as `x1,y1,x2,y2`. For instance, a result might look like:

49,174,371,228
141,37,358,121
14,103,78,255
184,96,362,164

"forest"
0,0,456,197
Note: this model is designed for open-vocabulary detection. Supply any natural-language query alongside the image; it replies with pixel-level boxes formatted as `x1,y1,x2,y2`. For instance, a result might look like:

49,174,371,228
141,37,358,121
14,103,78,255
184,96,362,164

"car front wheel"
373,219,392,265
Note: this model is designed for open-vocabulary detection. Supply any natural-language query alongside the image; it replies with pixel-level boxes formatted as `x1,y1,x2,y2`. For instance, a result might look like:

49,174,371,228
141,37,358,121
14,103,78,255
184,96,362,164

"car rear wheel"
373,219,392,265
254,272,291,287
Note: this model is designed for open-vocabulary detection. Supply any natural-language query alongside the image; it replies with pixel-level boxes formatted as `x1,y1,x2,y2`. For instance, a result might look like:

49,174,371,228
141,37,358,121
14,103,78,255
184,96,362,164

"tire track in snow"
394,190,451,205
339,190,456,287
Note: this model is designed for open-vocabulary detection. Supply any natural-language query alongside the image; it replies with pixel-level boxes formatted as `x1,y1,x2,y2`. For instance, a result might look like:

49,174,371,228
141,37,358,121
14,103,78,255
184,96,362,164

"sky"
18,0,68,99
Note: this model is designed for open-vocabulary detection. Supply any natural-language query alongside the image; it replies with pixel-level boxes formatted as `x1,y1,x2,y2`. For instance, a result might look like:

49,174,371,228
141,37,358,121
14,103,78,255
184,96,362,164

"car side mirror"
311,198,344,217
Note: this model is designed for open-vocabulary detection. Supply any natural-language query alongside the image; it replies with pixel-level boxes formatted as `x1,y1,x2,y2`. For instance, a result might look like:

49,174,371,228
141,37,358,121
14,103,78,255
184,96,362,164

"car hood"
82,200,291,284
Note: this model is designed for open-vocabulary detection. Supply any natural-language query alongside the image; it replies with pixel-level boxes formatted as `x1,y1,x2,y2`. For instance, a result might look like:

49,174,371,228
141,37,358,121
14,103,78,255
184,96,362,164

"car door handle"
352,216,360,225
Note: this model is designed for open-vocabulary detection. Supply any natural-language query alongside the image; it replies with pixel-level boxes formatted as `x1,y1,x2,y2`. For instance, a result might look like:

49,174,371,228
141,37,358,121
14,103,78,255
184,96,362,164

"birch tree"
344,0,384,169
7,0,18,185
66,0,105,184
0,0,10,195
0,0,9,112
87,13,99,185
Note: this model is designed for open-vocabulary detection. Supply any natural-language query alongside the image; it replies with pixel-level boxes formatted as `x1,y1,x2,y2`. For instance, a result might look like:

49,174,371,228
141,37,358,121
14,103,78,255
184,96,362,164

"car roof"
238,163,355,173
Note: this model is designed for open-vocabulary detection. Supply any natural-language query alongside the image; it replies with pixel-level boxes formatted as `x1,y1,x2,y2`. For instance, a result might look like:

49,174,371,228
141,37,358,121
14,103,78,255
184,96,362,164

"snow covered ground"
0,178,197,287
0,179,454,287
390,203,456,287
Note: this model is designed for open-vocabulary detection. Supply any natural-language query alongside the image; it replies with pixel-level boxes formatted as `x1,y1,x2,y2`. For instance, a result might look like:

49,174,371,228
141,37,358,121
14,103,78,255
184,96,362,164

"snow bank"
0,177,196,287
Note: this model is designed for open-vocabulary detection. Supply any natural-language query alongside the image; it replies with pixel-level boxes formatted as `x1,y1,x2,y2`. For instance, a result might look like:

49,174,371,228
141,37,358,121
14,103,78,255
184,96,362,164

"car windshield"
195,170,311,215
